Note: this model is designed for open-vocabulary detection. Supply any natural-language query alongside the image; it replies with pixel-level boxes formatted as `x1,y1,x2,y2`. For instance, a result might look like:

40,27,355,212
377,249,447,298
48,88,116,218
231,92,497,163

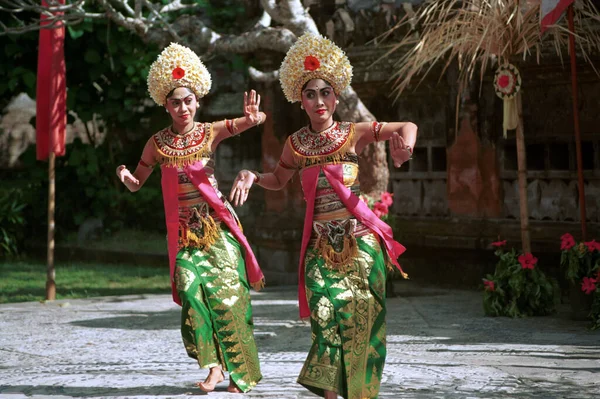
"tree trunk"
336,86,389,196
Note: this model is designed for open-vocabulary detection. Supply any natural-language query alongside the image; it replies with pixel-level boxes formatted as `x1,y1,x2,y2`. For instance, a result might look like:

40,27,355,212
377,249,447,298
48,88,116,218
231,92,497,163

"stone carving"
0,92,106,167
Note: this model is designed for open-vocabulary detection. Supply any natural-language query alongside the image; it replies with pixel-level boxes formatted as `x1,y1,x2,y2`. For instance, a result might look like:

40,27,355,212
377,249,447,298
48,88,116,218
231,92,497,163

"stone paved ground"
1,282,599,399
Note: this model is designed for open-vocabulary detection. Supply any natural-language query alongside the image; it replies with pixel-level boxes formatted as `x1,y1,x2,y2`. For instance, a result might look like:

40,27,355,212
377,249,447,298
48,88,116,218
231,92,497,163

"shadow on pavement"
0,385,207,397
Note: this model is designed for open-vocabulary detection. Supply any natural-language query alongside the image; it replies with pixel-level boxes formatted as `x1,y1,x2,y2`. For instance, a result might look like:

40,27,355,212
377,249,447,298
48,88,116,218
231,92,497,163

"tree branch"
256,9,271,28
261,0,318,36
260,0,282,24
159,0,199,14
248,66,279,83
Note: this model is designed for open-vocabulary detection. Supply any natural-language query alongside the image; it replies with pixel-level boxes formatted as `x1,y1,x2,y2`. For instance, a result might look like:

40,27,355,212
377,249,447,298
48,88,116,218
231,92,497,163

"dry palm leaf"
383,0,600,100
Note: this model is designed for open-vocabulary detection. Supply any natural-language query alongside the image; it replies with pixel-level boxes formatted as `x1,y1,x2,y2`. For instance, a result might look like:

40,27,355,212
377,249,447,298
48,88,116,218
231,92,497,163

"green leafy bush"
560,233,600,329
0,188,26,256
483,240,559,317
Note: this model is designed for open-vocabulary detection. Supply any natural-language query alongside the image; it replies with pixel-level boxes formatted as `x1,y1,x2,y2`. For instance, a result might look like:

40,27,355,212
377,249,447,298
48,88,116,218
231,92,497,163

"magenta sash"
297,163,406,318
161,162,264,305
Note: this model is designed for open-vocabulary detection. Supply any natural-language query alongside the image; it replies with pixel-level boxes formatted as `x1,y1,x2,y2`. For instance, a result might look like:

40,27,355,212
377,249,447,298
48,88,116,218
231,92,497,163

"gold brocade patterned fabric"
175,228,262,393
299,234,387,399
292,120,388,398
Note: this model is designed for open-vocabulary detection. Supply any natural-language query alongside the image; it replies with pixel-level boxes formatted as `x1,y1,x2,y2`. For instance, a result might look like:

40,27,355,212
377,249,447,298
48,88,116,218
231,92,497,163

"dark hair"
301,79,334,93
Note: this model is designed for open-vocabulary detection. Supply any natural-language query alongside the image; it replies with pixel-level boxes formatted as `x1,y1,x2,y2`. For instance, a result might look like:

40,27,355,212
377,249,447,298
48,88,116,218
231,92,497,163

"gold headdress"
147,43,212,106
279,33,352,103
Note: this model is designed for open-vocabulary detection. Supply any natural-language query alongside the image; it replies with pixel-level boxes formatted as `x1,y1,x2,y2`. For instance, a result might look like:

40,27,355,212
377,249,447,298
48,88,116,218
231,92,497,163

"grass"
0,259,170,304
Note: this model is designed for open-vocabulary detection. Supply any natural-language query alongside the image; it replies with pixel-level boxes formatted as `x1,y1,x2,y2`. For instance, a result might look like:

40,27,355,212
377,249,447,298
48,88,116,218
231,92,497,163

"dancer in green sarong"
229,33,418,399
116,43,265,393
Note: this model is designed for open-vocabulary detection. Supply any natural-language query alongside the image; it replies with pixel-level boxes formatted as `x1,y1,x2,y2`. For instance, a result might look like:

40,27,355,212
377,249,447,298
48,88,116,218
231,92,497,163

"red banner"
36,0,66,160
540,0,575,34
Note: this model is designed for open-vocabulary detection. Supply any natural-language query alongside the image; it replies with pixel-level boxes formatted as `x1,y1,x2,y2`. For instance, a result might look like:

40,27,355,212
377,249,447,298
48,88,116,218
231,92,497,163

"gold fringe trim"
155,147,213,168
154,123,214,168
291,123,355,169
179,215,219,251
315,234,358,269
251,278,266,292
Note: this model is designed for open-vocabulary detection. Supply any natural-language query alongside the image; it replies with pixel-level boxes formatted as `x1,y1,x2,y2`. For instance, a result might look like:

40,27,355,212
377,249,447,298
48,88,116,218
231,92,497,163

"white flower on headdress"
279,33,353,103
147,43,212,106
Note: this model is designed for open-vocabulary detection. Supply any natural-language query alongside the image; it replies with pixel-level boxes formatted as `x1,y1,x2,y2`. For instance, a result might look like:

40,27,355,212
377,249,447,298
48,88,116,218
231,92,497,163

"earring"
300,104,304,110
165,109,169,113
336,100,340,104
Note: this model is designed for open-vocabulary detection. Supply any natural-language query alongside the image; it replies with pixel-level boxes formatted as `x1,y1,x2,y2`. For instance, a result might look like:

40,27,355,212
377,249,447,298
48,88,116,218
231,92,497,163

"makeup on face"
301,80,336,113
166,88,198,129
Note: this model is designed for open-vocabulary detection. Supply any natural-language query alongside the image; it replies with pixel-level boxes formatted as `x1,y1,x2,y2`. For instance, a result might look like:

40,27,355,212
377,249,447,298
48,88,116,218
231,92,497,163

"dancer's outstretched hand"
244,90,262,126
390,132,412,168
116,165,139,185
229,169,256,207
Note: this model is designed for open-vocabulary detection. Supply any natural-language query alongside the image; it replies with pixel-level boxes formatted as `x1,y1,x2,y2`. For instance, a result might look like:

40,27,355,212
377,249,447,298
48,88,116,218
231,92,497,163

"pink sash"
161,163,264,305
297,163,406,318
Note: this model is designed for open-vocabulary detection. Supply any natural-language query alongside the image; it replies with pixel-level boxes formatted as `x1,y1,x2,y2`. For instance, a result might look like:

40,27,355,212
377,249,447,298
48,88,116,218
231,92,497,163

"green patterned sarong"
298,233,387,399
174,226,262,392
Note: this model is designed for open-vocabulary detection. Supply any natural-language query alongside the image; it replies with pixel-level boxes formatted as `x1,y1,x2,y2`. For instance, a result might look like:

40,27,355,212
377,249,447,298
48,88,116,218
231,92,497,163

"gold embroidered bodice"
311,154,369,238
288,122,371,267
153,122,213,168
288,121,354,169
153,122,235,250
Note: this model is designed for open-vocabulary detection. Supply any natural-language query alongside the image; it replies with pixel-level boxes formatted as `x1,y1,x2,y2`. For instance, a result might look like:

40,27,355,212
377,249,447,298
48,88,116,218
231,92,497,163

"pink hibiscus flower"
380,192,394,207
483,280,495,292
581,277,598,295
518,253,538,270
560,233,575,251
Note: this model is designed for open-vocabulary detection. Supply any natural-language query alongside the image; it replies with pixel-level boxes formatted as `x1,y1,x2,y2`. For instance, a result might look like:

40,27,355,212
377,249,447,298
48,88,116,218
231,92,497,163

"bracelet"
372,121,386,142
138,159,153,168
250,170,261,184
225,119,234,135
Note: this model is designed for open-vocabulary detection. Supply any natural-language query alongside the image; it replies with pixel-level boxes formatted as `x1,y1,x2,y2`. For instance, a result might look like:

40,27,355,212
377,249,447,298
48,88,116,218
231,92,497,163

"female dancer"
116,43,264,394
230,33,417,399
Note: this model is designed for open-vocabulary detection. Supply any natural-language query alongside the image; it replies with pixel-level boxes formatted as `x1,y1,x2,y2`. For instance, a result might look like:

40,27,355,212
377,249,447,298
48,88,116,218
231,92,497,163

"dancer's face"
165,87,199,125
301,79,337,124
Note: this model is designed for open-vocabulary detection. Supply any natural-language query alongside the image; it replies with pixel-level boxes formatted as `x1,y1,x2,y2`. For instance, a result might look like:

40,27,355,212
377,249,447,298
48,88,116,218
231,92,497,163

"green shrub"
0,188,26,256
483,241,559,317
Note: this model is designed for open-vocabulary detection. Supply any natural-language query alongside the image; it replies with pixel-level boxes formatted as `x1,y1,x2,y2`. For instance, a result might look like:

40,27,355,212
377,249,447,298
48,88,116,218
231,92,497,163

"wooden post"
568,5,587,240
46,151,56,301
515,92,531,254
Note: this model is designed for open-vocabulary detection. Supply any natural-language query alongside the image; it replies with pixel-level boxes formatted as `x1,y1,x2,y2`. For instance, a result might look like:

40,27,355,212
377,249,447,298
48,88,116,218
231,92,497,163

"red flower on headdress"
172,67,185,80
304,55,320,71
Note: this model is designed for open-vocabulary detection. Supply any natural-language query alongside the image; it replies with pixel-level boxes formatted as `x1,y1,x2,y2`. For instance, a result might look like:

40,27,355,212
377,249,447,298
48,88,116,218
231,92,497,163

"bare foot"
196,367,224,392
324,390,337,399
227,380,242,393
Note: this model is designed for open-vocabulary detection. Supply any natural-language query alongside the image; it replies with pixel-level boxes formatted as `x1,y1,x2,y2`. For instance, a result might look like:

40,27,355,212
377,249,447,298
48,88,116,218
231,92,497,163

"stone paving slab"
1,282,599,398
